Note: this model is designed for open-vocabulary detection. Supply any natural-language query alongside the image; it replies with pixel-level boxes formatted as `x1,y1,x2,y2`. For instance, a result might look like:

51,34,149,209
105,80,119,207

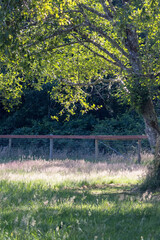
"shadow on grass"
0,180,160,240
0,180,134,207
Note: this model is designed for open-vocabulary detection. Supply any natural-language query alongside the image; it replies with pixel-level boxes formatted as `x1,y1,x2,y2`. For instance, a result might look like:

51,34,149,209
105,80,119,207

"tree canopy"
0,0,159,135
0,0,159,112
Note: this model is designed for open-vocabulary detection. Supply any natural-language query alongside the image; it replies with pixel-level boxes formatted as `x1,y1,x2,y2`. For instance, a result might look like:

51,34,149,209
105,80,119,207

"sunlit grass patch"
0,159,160,240
0,159,146,187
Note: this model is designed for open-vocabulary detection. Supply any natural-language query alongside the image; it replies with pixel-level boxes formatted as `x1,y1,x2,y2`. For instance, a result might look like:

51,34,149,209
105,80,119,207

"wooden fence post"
49,137,53,160
95,139,98,161
137,140,141,164
9,138,12,156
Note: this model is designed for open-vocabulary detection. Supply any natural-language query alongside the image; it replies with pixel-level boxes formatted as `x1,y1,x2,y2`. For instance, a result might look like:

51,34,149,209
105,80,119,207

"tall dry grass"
0,159,147,186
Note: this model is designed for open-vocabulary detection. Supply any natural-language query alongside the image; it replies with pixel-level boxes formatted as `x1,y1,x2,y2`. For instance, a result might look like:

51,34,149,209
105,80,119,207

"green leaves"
0,0,159,116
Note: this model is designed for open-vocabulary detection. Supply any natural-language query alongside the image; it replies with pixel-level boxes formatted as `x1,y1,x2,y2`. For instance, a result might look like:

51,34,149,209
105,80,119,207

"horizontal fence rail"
0,135,147,140
0,135,148,162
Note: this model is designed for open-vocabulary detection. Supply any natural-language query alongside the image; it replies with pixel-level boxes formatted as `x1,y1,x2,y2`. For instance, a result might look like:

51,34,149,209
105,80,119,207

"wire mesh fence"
0,135,151,163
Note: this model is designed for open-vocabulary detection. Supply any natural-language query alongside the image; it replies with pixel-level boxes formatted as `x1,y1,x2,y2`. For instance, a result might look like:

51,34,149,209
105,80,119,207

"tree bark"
142,98,160,152
141,98,160,187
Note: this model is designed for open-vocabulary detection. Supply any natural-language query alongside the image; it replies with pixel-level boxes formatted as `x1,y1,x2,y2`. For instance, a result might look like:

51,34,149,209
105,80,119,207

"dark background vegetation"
1,82,159,159
0,82,145,135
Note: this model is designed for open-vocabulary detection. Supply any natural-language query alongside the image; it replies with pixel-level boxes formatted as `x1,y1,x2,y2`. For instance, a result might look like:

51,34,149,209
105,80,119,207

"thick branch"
107,0,117,15
61,75,119,87
61,78,102,87
78,4,128,59
26,23,84,48
46,41,79,51
87,22,129,59
72,34,118,66
99,0,113,19
32,41,80,55
76,30,130,72
79,4,111,20
125,24,142,74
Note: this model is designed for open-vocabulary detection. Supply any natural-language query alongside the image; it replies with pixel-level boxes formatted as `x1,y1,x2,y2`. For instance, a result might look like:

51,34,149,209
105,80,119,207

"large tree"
0,0,160,185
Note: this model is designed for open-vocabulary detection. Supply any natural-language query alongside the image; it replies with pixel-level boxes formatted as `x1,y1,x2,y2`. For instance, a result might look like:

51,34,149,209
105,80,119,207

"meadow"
0,159,160,240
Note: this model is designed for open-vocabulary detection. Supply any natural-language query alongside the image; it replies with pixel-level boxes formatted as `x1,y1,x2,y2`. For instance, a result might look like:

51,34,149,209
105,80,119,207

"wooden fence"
0,135,148,162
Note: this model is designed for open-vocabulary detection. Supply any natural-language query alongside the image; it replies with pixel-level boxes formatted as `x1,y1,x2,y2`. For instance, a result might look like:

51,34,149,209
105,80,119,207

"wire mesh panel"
0,138,11,159
97,139,150,163
0,138,49,161
0,135,150,163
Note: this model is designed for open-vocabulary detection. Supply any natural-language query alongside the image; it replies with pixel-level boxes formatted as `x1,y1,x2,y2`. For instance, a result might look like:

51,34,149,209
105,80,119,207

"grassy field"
0,159,160,240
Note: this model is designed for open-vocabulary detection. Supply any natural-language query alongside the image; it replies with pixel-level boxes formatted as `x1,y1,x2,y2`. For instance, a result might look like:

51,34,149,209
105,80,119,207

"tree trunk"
142,98,160,152
142,98,160,188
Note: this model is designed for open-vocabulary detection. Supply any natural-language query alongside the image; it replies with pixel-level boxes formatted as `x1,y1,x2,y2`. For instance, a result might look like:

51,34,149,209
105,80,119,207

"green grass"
0,160,160,240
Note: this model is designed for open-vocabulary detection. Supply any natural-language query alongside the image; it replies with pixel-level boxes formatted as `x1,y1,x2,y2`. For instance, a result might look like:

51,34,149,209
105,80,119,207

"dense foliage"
0,82,144,135
0,0,159,113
